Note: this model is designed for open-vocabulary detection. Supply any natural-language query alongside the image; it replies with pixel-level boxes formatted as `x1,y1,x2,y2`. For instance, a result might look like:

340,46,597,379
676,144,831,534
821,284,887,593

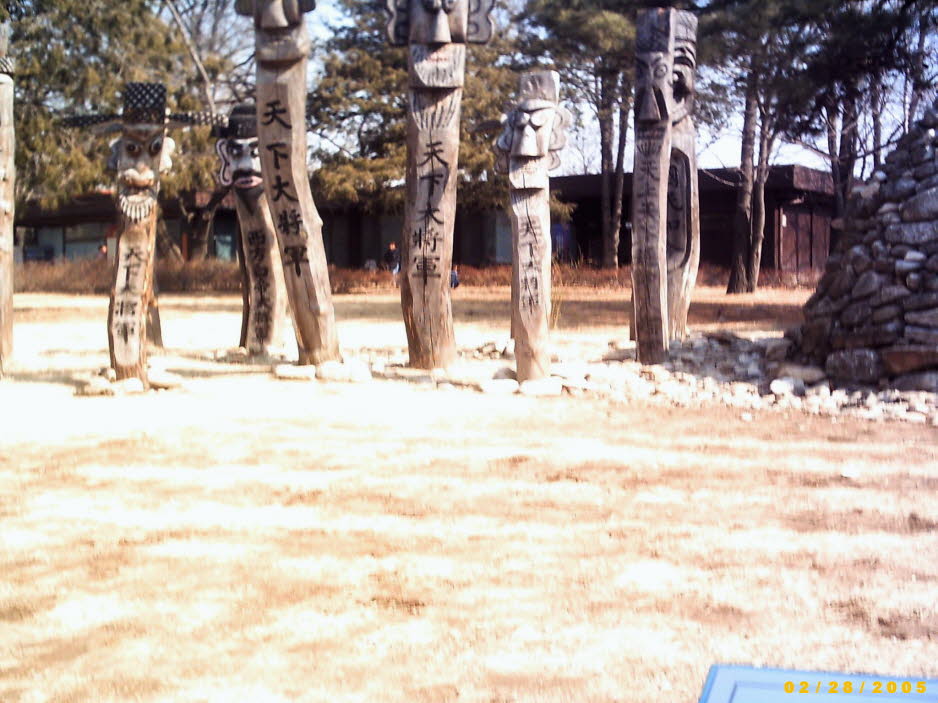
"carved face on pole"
495,71,571,190
386,0,494,88
235,0,315,67
108,125,174,223
215,104,263,200
100,84,176,224
635,10,697,127
64,82,222,223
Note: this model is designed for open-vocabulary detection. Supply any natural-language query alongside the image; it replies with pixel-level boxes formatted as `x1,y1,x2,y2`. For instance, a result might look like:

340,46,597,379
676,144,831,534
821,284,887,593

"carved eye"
125,142,141,156
512,112,531,129
529,109,551,129
149,137,163,157
282,0,300,24
441,0,457,11
654,63,669,80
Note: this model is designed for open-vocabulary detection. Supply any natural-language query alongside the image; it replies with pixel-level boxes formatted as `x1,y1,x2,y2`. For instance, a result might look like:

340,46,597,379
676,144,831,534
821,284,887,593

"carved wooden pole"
494,71,571,382
665,13,700,342
0,23,13,378
214,103,290,356
631,8,699,364
64,83,221,385
386,0,495,369
238,0,340,365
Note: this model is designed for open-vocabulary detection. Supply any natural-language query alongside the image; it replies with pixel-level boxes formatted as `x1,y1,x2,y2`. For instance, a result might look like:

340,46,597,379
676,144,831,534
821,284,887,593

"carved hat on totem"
61,82,225,131
212,103,258,140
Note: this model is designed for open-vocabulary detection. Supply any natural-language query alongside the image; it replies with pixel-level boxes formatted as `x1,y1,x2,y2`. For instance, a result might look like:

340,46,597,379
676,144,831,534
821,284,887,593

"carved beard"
117,182,159,223
232,171,265,213
409,43,466,88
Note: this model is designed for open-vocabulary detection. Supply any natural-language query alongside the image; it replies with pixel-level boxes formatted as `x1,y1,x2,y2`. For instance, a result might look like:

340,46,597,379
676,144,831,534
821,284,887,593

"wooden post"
665,14,700,342
386,0,495,369
0,23,13,378
631,8,699,364
215,103,290,356
109,204,159,382
64,82,223,385
494,71,571,382
239,0,340,365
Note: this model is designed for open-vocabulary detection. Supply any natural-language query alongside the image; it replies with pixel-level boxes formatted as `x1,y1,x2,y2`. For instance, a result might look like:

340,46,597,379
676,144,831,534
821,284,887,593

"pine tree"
13,0,226,258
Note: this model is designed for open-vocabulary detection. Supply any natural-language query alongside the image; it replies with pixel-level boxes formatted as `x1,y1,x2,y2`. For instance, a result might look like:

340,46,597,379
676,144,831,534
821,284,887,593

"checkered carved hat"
62,82,225,131
212,103,258,140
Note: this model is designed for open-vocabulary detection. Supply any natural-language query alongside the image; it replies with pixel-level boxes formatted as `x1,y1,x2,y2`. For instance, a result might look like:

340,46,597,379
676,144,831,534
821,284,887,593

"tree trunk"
838,93,859,213
747,118,773,292
907,18,928,129
155,217,184,262
871,74,884,171
611,92,630,265
727,64,758,294
826,104,845,220
0,46,13,378
599,71,617,268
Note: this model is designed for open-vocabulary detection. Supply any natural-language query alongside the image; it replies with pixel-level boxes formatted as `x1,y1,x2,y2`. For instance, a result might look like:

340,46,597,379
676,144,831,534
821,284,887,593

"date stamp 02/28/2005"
699,666,938,703
784,681,928,695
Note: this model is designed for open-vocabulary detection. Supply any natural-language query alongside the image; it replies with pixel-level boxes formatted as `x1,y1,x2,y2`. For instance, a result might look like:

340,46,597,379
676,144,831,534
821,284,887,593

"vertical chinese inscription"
386,0,495,369
494,71,571,382
0,23,13,378
631,8,699,364
238,0,340,365
214,103,291,356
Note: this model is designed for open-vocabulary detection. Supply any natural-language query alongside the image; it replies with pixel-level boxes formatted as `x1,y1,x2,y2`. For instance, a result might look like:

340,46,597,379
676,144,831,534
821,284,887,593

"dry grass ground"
1,286,936,703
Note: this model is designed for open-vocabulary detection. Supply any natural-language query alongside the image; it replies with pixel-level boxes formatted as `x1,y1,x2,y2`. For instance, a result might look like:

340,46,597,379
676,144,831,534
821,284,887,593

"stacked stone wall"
793,103,938,392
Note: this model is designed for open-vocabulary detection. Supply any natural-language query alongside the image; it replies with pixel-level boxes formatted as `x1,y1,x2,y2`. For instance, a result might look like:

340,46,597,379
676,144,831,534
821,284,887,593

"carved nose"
121,169,154,188
512,126,541,158
426,10,451,44
260,1,289,29
637,88,662,122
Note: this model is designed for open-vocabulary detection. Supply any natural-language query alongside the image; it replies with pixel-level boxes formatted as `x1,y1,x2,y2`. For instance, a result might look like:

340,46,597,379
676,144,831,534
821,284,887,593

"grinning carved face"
216,137,263,197
495,72,571,190
236,0,315,67
109,124,175,223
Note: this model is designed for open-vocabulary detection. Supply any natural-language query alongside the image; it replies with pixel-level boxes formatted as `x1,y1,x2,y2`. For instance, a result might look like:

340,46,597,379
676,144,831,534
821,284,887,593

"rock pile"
791,100,938,392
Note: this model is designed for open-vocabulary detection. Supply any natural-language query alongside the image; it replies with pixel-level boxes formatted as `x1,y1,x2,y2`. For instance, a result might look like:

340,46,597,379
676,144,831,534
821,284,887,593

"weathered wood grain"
249,0,340,364
386,0,495,370
495,71,571,382
631,8,699,364
108,208,157,383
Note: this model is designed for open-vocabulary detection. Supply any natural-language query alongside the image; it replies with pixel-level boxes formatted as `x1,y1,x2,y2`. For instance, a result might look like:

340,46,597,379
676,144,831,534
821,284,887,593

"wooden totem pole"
214,104,290,356
494,71,571,382
0,23,13,379
65,83,220,385
386,0,496,369
237,0,339,365
631,8,700,364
